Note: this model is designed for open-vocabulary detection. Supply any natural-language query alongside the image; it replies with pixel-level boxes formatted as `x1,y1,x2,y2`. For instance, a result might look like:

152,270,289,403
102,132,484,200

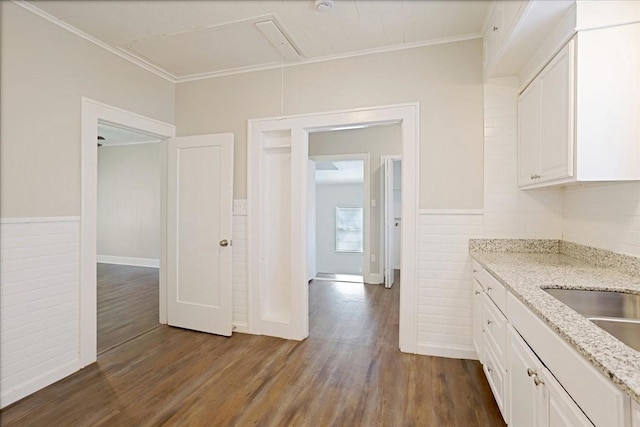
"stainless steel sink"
588,318,640,352
543,289,640,320
543,288,640,351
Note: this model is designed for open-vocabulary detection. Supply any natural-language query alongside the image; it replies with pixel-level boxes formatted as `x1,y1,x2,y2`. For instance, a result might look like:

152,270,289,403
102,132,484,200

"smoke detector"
315,0,334,12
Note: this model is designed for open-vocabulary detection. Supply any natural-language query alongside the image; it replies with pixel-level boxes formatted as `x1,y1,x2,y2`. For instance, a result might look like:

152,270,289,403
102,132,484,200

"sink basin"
543,289,640,351
588,318,640,352
543,289,640,320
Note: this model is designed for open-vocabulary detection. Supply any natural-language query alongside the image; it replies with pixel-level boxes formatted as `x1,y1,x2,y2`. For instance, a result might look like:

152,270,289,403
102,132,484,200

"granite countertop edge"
469,243,640,405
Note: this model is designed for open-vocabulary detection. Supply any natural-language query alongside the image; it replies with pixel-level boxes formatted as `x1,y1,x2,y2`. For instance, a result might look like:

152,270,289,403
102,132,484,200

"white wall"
316,183,364,275
0,2,174,408
310,126,400,277
175,39,485,209
0,2,175,218
97,143,162,265
563,183,640,257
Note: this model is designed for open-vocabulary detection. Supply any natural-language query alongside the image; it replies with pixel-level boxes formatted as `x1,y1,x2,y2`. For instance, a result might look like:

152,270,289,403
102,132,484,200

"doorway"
80,98,175,367
381,156,402,289
96,123,163,354
310,154,367,284
248,103,419,352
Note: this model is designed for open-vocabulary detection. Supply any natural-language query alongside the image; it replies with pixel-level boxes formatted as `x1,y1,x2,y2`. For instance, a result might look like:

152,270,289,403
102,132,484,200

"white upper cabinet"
518,40,574,187
517,22,640,189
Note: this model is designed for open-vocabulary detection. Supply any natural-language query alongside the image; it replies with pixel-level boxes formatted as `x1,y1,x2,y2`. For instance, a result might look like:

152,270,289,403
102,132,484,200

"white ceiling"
26,0,491,81
315,160,364,184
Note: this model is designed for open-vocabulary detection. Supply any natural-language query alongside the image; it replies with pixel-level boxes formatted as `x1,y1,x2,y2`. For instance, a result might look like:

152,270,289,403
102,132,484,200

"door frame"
309,153,371,282
80,98,175,367
248,103,419,353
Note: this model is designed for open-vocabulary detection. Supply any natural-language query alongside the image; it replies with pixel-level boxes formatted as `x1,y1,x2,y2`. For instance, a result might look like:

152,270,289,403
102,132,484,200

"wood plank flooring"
97,263,159,354
1,279,505,427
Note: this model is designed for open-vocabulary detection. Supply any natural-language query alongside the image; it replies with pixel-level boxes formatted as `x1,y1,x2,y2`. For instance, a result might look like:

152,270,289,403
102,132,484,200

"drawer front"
483,293,507,366
473,262,507,314
484,344,507,419
472,279,484,363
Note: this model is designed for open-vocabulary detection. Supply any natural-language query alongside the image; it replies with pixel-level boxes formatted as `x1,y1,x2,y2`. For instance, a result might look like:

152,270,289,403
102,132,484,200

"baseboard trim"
416,343,478,360
365,273,382,285
233,323,249,334
0,359,80,409
97,255,160,268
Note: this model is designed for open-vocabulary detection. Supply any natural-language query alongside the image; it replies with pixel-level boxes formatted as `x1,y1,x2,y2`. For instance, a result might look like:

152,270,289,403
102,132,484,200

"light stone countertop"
469,243,640,405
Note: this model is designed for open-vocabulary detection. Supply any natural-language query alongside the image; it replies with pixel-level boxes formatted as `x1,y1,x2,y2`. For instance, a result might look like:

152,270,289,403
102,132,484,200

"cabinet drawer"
473,262,507,314
484,344,507,419
483,293,507,365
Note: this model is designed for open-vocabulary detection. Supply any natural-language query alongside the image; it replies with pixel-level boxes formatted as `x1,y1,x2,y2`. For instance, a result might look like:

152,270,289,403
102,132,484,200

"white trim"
379,155,402,282
99,140,161,148
0,216,80,224
416,344,478,360
419,209,484,215
0,360,80,409
248,102,419,353
14,0,481,85
176,34,482,83
365,273,383,285
81,98,175,368
310,153,371,282
13,1,175,83
233,323,250,334
97,255,160,268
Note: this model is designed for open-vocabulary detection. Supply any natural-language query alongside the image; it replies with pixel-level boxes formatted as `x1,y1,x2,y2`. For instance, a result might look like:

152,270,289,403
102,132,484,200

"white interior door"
307,160,317,281
167,133,234,335
383,158,395,288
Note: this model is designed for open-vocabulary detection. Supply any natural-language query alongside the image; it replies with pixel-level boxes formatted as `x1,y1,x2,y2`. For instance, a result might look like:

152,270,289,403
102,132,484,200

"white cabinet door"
508,325,546,427
167,134,234,336
539,40,574,183
518,80,541,186
544,367,593,427
518,40,575,188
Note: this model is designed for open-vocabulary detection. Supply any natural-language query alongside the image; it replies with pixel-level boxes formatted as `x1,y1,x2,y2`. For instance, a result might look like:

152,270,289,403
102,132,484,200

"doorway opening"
248,103,419,352
381,156,402,289
309,155,367,285
80,98,175,367
96,123,163,354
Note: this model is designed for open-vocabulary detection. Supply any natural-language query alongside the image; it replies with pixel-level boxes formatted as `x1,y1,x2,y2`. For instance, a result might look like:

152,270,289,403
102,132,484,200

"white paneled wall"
232,201,249,332
483,78,563,239
564,183,640,257
417,213,483,359
0,218,81,408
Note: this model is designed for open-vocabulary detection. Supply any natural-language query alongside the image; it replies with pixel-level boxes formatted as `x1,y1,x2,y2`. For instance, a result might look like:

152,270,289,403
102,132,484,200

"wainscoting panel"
0,217,81,408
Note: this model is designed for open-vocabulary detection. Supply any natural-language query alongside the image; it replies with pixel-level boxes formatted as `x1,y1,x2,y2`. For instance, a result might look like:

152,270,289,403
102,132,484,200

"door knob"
219,239,229,247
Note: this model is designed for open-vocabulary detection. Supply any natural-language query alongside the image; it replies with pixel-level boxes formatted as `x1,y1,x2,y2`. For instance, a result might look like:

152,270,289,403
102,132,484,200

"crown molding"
175,33,482,83
16,0,481,85
13,0,177,82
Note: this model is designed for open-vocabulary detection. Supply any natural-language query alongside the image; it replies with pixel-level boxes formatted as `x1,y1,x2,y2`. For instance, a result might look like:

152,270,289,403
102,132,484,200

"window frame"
335,206,364,253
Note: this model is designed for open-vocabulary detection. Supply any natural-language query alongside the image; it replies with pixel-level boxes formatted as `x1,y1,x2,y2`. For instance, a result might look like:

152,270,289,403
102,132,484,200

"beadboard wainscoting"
0,217,81,408
231,200,249,332
416,211,483,359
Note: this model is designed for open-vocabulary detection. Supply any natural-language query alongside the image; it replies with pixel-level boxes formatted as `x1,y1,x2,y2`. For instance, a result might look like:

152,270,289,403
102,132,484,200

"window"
335,207,363,253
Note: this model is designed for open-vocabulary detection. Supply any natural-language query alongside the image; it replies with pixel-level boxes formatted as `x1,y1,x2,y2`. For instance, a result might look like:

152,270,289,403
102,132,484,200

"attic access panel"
123,15,302,77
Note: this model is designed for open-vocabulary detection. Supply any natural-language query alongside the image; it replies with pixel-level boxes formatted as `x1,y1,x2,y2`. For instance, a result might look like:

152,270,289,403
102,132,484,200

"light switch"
371,199,376,207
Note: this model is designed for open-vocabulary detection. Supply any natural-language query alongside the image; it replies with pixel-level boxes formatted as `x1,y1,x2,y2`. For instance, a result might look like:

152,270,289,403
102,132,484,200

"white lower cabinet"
508,325,545,426
472,262,632,426
508,325,592,426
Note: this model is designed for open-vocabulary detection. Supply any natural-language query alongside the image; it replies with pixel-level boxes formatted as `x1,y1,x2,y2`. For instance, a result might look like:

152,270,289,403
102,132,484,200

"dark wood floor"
1,279,504,427
97,263,160,354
